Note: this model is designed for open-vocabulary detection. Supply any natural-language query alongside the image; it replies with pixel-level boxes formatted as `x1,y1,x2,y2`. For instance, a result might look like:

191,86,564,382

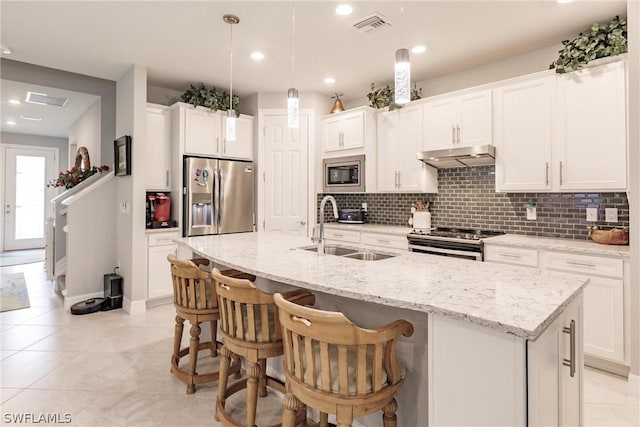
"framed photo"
114,135,132,176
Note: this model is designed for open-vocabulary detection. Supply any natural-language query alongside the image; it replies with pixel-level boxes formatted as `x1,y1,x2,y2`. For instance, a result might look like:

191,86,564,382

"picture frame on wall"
114,135,132,176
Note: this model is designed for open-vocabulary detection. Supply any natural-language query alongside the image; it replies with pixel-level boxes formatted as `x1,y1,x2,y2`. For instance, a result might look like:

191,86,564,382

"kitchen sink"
299,244,359,256
342,251,396,261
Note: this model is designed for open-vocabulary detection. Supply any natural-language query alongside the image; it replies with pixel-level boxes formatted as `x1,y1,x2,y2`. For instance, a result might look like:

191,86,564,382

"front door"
262,113,309,235
3,145,57,250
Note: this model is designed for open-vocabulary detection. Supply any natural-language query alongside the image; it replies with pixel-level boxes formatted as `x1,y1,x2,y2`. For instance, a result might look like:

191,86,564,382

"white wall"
68,100,101,166
0,132,67,171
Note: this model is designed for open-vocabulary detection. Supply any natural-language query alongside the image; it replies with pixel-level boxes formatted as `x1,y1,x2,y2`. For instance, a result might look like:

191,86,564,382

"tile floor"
1,261,639,426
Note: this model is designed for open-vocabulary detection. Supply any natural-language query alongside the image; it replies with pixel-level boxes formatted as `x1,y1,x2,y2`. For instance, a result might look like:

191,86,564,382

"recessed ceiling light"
6,120,16,125
412,45,427,54
324,77,336,84
9,99,21,105
557,0,572,3
250,51,265,61
0,45,12,55
20,115,42,121
335,4,353,16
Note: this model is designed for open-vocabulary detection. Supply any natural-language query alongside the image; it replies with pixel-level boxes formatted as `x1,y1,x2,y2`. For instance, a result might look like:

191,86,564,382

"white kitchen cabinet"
147,230,179,300
493,75,555,192
377,105,437,192
146,104,172,190
321,107,375,155
222,114,254,160
428,294,582,426
423,89,492,150
556,60,627,191
360,231,407,250
323,228,360,244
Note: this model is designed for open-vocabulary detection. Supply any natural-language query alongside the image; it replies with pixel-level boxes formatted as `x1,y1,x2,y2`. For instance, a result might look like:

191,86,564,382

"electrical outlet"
526,206,537,220
605,208,618,223
120,201,130,214
586,207,598,222
361,202,368,212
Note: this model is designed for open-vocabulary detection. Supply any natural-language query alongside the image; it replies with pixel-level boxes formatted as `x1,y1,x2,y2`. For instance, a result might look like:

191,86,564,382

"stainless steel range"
407,227,505,261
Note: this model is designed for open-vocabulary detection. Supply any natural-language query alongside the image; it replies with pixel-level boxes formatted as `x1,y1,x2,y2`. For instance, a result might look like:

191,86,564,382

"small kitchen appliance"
337,209,366,224
407,227,504,261
146,192,177,229
322,155,365,193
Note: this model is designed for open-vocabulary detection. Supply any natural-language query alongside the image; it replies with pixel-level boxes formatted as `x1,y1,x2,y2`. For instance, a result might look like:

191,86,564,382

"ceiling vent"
352,12,392,35
25,91,69,107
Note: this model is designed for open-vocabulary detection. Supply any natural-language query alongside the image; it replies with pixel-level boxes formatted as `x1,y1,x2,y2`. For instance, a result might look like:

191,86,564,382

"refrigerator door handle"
218,168,224,227
212,166,220,230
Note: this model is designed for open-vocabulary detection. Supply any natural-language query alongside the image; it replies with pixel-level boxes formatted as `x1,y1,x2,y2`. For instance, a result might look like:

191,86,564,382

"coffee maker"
146,192,177,229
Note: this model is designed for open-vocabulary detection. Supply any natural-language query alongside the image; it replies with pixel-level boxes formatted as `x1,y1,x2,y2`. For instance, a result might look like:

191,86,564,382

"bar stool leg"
246,361,261,427
382,398,398,427
282,392,299,427
215,346,232,421
172,315,184,369
209,319,218,357
319,412,329,427
258,358,267,397
187,321,201,394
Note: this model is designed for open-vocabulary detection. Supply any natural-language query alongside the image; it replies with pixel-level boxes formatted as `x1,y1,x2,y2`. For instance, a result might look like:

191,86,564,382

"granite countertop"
176,232,587,340
324,223,410,236
485,234,630,258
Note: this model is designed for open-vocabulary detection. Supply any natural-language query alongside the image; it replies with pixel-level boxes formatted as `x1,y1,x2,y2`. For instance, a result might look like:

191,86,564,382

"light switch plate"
586,208,598,222
605,208,618,223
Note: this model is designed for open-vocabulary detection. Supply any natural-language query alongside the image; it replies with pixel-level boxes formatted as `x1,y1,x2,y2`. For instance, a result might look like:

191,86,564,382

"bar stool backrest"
168,254,217,313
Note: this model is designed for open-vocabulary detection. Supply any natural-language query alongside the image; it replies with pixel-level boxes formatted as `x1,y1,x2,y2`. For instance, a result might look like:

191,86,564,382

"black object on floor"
70,297,106,315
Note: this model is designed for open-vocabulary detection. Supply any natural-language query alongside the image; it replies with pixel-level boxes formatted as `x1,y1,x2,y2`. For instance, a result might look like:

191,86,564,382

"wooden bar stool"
274,293,414,427
212,268,315,427
167,255,253,394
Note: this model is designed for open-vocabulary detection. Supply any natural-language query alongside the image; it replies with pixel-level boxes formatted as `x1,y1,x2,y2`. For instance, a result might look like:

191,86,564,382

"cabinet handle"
565,260,596,268
452,125,456,144
559,161,563,186
339,131,344,147
376,239,390,244
216,137,220,153
562,319,576,378
545,162,549,186
498,253,522,259
332,233,343,238
397,171,401,188
166,170,169,187
456,125,461,143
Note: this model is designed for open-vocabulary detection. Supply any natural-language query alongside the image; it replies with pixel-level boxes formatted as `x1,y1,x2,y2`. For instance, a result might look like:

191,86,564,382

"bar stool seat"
274,293,414,427
168,255,252,394
212,268,314,427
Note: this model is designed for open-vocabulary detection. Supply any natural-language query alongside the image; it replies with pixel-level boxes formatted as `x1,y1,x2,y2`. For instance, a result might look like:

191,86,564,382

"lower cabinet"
429,294,583,426
324,227,408,251
147,231,179,300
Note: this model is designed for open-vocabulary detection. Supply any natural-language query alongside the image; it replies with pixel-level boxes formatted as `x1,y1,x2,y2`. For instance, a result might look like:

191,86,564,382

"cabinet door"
396,104,426,191
340,111,365,150
322,116,343,152
560,295,583,427
423,98,457,150
146,105,171,190
556,60,627,191
147,243,177,299
223,115,253,160
583,276,624,362
494,77,554,192
456,90,492,147
376,111,400,191
185,108,222,156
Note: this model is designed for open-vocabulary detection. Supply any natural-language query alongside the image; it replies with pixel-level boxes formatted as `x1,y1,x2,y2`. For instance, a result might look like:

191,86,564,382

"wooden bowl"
588,227,629,245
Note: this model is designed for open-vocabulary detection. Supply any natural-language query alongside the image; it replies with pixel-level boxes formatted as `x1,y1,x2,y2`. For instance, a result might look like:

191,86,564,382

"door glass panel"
15,155,45,240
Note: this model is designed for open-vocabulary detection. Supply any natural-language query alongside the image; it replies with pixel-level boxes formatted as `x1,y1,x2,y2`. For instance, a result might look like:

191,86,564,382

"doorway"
2,145,58,250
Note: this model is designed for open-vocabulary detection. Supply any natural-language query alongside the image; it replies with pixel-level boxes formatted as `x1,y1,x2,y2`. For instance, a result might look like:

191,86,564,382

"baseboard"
629,373,640,389
124,298,147,315
585,355,630,378
63,291,104,309
146,295,173,309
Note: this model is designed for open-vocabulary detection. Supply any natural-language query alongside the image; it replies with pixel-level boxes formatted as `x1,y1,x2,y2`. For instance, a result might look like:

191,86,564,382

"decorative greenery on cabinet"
550,15,627,74
366,82,423,109
180,83,240,116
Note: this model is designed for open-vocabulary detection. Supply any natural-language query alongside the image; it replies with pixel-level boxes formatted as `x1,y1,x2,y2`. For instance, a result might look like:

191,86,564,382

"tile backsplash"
319,165,629,240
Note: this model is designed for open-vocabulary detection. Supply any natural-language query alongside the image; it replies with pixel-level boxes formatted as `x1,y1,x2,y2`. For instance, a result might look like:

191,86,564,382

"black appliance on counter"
146,192,177,229
337,209,367,224
407,227,505,261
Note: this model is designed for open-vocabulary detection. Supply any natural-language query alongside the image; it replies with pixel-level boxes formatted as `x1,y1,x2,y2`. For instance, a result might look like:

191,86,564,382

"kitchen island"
176,232,588,426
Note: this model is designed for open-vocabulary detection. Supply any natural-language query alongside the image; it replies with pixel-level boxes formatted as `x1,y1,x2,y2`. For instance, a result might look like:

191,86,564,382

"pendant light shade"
394,47,411,105
224,14,238,141
287,88,299,128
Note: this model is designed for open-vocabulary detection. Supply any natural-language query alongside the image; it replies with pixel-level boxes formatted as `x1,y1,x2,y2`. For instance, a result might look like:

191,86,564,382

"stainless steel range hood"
417,145,496,169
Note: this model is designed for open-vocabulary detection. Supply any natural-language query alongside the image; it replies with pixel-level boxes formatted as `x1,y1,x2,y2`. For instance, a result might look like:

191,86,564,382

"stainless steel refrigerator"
183,157,254,237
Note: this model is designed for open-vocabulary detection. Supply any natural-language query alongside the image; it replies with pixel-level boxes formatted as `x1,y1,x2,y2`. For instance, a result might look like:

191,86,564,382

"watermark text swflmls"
3,413,72,424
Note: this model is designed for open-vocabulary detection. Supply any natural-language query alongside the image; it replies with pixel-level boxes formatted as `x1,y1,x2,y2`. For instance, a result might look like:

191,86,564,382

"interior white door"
3,146,57,250
263,113,309,235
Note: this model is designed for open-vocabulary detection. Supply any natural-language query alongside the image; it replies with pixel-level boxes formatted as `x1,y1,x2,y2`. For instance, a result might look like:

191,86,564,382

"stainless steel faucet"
317,195,338,255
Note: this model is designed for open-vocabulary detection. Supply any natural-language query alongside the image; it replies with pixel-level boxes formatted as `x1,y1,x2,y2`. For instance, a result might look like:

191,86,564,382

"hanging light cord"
229,20,233,111
291,0,296,88
400,0,405,48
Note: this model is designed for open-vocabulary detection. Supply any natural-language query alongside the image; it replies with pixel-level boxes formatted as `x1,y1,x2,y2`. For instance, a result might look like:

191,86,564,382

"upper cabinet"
423,89,492,150
494,59,627,192
321,107,376,156
146,103,172,190
377,104,437,192
171,102,253,160
555,60,627,191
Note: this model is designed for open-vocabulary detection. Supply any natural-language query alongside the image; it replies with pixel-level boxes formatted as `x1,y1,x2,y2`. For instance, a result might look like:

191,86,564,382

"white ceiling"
0,0,627,137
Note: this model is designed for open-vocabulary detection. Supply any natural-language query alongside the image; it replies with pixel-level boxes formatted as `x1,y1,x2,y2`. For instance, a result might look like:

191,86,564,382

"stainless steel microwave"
322,155,365,193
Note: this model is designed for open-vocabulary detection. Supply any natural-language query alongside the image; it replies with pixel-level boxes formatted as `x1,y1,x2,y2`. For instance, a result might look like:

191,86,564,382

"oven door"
408,239,483,261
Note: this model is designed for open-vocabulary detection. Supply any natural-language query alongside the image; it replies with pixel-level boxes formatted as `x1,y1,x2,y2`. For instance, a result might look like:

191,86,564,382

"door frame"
1,143,59,251
257,108,315,236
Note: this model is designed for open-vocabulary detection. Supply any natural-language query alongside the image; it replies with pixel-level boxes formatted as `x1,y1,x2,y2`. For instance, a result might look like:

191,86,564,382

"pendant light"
287,0,299,128
394,2,410,105
223,14,239,141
